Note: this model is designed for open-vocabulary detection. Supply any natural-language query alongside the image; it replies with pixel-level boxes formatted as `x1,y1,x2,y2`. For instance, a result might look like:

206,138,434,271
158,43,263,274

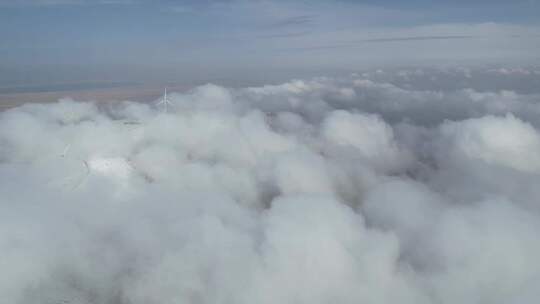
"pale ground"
0,83,192,110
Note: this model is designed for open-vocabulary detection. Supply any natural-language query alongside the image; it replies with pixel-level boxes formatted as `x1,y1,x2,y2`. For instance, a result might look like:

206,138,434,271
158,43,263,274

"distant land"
0,82,194,110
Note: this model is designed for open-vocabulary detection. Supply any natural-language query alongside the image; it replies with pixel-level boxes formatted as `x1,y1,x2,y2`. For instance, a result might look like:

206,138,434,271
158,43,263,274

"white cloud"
1,67,540,303
437,114,540,173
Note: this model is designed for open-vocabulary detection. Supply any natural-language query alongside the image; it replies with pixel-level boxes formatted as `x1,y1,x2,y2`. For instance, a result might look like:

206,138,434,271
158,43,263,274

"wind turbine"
53,143,90,191
60,144,71,158
157,88,173,113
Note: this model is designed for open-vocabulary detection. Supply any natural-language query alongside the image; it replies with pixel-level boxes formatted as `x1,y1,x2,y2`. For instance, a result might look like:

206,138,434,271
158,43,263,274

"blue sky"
0,0,539,85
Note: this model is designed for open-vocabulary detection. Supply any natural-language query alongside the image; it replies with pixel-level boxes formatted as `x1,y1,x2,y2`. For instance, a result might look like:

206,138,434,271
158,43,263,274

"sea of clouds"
1,67,540,304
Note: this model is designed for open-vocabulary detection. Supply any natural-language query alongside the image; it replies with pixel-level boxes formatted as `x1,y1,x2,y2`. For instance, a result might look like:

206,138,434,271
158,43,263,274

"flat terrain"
0,83,192,110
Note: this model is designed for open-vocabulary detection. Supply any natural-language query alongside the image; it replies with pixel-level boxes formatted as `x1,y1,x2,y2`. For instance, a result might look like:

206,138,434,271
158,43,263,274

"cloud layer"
1,67,540,303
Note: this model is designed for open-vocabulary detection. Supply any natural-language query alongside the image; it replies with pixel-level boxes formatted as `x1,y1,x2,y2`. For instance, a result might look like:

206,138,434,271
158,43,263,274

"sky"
0,0,539,85
2,2,540,303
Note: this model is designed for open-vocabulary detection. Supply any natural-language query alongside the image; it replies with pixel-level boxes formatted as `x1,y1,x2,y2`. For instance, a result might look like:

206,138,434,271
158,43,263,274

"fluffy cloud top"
1,67,540,303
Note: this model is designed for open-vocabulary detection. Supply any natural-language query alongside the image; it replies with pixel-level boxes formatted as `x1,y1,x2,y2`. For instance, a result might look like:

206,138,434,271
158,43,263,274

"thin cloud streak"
280,35,479,52
254,31,313,39
0,0,134,6
266,14,316,28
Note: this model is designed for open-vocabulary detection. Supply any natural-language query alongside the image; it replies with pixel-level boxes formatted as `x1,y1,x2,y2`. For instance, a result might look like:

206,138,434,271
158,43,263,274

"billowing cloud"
1,67,540,303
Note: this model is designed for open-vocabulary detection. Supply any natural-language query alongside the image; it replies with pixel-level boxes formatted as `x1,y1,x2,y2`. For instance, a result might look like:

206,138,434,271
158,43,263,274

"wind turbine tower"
157,88,173,113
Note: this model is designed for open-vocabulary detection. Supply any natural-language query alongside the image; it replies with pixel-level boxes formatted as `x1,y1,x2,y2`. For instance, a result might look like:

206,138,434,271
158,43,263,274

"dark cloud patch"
266,14,316,28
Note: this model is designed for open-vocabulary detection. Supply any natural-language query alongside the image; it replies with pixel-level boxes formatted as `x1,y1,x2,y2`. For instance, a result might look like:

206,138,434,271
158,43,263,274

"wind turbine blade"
61,144,71,157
